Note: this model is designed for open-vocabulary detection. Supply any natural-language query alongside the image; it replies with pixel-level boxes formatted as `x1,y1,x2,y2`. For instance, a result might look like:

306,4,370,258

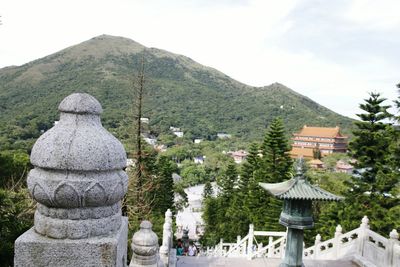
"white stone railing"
204,224,286,260
159,209,176,267
252,235,286,259
203,216,399,266
303,216,400,267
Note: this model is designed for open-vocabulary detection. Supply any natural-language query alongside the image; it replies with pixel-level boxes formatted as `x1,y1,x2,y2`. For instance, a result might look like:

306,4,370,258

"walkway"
176,256,359,267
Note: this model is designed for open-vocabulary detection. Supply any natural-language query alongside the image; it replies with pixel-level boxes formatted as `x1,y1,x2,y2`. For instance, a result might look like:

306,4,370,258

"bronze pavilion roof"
259,159,343,201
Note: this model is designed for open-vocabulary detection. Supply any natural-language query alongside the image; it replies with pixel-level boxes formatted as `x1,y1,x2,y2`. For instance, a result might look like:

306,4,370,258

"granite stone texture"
14,93,129,266
15,217,128,267
130,221,164,267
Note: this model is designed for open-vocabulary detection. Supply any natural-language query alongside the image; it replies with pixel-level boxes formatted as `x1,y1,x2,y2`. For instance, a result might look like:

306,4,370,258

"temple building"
290,125,348,159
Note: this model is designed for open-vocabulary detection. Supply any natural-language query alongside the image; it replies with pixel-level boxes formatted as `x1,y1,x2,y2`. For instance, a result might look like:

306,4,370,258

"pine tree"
202,180,213,199
223,143,260,239
152,156,177,214
216,161,239,240
326,92,396,235
349,92,392,184
256,118,292,231
261,117,293,182
218,161,237,199
238,143,260,192
201,196,220,246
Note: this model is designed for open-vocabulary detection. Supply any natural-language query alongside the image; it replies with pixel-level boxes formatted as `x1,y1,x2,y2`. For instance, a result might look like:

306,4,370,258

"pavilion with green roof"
260,158,343,267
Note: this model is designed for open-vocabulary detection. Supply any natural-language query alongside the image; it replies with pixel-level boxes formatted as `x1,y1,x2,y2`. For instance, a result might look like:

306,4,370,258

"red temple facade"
290,125,348,159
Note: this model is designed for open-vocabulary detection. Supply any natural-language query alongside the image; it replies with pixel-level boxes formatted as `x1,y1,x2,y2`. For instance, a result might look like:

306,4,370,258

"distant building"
217,133,232,139
194,139,203,144
194,156,205,165
140,117,149,124
308,159,324,169
290,147,314,159
170,126,181,132
172,173,182,183
335,160,353,174
228,150,248,164
144,137,157,146
290,125,348,159
173,131,184,138
155,144,167,152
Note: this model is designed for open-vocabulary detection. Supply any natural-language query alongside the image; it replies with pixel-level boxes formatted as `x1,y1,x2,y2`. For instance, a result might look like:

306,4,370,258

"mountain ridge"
0,34,353,151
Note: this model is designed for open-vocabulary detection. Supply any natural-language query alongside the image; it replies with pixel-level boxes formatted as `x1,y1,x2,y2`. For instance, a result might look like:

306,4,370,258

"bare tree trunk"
124,55,157,223
135,57,145,195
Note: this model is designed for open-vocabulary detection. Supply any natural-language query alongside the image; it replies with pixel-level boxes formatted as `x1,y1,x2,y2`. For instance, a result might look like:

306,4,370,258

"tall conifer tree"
349,92,392,184
259,118,292,231
261,117,293,182
202,180,214,200
319,92,395,236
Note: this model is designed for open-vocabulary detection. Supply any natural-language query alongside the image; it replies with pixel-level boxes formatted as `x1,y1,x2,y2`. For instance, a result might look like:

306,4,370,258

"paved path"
176,256,359,267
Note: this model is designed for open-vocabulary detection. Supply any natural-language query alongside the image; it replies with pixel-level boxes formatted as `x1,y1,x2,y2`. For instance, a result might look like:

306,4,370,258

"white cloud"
0,0,398,119
344,0,400,30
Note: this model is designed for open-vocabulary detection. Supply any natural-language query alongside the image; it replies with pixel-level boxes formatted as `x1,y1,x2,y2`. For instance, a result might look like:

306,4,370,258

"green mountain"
0,35,353,151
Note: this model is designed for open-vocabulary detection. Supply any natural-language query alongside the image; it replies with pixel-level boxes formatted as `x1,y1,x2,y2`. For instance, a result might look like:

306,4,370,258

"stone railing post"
357,216,370,256
130,221,164,267
268,236,274,258
14,93,129,267
160,209,173,266
386,229,399,267
313,234,321,259
257,242,263,256
334,225,343,259
247,224,254,260
236,235,241,255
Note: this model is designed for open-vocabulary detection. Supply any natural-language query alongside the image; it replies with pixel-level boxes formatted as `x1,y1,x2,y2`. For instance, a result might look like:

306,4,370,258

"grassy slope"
0,35,353,150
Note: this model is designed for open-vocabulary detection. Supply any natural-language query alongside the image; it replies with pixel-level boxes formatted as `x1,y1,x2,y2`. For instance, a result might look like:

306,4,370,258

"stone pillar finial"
389,229,399,240
315,234,321,242
160,209,173,266
15,93,129,267
130,221,163,267
361,216,370,228
335,225,343,235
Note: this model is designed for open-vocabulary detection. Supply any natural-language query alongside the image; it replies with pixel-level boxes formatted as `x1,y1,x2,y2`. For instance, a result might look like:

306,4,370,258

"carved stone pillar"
130,221,164,267
159,209,173,266
14,93,129,267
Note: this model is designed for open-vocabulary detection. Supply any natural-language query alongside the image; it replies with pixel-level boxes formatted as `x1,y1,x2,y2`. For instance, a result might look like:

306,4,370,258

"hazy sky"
1,0,399,118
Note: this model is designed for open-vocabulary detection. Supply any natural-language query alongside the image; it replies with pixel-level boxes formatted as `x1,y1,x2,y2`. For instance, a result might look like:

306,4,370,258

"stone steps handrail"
224,234,250,257
253,231,287,237
303,216,399,267
206,224,287,260
252,235,286,259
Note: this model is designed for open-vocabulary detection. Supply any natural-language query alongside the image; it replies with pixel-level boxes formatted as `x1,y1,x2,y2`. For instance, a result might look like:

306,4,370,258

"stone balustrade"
205,224,286,259
206,216,399,267
303,216,400,267
160,209,174,266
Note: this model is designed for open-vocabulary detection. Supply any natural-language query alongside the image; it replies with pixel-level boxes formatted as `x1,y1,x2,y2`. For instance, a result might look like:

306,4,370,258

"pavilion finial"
295,157,307,179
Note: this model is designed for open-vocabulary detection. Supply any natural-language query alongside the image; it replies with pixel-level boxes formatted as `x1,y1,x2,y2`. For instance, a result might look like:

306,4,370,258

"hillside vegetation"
0,35,353,151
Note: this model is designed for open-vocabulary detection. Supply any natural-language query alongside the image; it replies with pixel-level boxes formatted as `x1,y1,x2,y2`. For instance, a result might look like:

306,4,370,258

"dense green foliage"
201,92,400,247
201,118,293,245
0,35,353,153
0,151,33,267
313,92,400,242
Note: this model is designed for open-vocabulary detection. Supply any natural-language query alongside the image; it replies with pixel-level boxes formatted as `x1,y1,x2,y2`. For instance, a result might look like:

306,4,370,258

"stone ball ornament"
130,221,161,267
26,93,128,239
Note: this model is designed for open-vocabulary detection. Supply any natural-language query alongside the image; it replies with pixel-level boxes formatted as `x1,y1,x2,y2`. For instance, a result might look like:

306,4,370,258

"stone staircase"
176,256,359,267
